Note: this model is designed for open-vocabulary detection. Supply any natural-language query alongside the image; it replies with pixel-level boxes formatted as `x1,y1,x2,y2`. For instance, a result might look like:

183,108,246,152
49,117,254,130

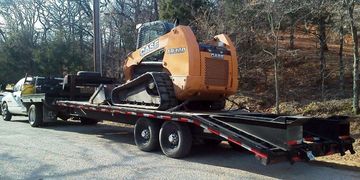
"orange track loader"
111,21,238,110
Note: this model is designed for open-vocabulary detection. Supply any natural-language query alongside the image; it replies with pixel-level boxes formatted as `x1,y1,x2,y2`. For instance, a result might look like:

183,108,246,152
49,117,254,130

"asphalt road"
1,116,360,180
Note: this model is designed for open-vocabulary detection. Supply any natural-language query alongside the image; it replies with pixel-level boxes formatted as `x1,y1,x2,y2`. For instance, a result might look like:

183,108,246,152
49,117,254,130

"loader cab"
131,21,176,79
131,21,175,79
136,21,175,49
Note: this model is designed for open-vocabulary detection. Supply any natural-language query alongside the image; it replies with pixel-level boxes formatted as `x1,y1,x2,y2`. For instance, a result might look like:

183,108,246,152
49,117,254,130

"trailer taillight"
303,136,320,141
338,135,350,140
287,139,302,146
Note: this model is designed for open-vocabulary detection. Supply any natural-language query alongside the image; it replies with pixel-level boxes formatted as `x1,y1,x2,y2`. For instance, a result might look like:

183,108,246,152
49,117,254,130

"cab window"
138,24,166,48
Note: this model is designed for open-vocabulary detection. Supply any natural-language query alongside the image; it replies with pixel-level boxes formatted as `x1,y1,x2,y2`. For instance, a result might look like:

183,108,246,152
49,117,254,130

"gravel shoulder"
1,116,359,179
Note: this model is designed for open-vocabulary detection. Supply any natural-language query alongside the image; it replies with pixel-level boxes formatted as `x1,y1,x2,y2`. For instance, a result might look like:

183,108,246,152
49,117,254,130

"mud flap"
42,105,57,122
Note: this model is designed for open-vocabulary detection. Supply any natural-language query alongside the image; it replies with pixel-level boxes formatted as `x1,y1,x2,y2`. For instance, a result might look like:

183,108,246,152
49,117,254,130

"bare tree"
311,0,332,101
338,1,346,97
346,0,360,114
263,0,311,114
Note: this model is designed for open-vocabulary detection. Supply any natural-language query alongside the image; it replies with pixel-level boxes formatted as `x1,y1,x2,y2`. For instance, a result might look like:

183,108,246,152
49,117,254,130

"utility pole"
93,0,102,75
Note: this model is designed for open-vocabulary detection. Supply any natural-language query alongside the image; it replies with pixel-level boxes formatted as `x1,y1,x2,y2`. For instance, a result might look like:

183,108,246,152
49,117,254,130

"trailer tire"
159,121,192,158
134,118,160,152
28,104,43,127
1,102,12,121
80,118,98,125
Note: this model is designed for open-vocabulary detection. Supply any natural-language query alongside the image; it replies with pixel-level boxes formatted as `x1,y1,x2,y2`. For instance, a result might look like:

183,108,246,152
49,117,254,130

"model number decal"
140,39,159,57
211,53,224,59
167,47,186,55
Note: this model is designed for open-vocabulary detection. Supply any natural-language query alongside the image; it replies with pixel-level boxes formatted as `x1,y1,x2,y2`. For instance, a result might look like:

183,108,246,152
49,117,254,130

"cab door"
6,78,26,115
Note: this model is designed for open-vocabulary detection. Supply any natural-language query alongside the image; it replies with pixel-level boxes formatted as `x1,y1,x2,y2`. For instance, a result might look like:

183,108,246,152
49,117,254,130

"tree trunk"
79,9,84,59
348,0,359,114
319,16,327,101
153,0,159,20
0,29,6,42
339,19,345,98
289,17,295,49
67,0,73,40
135,0,140,23
274,34,280,114
274,57,280,114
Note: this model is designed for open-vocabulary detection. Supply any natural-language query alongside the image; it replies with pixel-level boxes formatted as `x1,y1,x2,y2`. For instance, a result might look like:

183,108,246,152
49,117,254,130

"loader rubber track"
111,72,178,110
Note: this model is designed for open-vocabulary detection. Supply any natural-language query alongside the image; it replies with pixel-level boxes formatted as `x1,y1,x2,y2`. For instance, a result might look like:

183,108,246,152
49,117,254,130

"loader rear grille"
205,59,229,86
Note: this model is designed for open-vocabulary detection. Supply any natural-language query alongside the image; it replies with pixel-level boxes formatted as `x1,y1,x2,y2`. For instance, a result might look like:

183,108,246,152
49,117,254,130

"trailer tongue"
56,100,355,165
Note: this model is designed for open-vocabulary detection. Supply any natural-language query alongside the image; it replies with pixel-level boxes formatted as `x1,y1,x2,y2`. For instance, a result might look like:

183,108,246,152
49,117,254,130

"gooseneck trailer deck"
55,100,355,165
9,73,355,165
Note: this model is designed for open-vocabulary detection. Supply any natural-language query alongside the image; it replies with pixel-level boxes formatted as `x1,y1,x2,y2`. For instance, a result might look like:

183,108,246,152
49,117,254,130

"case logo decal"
140,39,159,57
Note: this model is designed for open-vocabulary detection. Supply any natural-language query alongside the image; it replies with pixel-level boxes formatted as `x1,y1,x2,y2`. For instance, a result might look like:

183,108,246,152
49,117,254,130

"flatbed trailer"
13,72,355,165
55,100,355,165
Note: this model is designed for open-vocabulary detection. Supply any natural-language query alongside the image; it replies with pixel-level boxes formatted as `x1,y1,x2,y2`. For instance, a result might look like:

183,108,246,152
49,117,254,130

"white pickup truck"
1,76,63,126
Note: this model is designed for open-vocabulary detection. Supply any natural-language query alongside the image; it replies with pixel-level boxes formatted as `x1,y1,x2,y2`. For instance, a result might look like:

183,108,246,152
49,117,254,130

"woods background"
0,0,360,114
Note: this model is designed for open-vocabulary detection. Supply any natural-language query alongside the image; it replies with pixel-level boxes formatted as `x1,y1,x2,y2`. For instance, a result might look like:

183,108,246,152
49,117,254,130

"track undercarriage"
111,72,226,111
111,72,178,110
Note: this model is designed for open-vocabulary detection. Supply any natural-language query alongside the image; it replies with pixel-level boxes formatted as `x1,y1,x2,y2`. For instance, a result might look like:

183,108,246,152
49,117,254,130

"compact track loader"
111,21,238,110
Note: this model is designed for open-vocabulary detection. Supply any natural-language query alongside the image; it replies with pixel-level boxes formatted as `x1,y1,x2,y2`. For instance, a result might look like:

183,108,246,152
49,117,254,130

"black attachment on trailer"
62,71,116,100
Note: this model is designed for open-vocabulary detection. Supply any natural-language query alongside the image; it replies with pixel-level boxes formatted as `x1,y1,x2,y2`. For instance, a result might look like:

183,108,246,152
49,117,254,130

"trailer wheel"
159,121,192,158
28,104,43,127
134,118,160,152
80,118,98,125
1,102,12,121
